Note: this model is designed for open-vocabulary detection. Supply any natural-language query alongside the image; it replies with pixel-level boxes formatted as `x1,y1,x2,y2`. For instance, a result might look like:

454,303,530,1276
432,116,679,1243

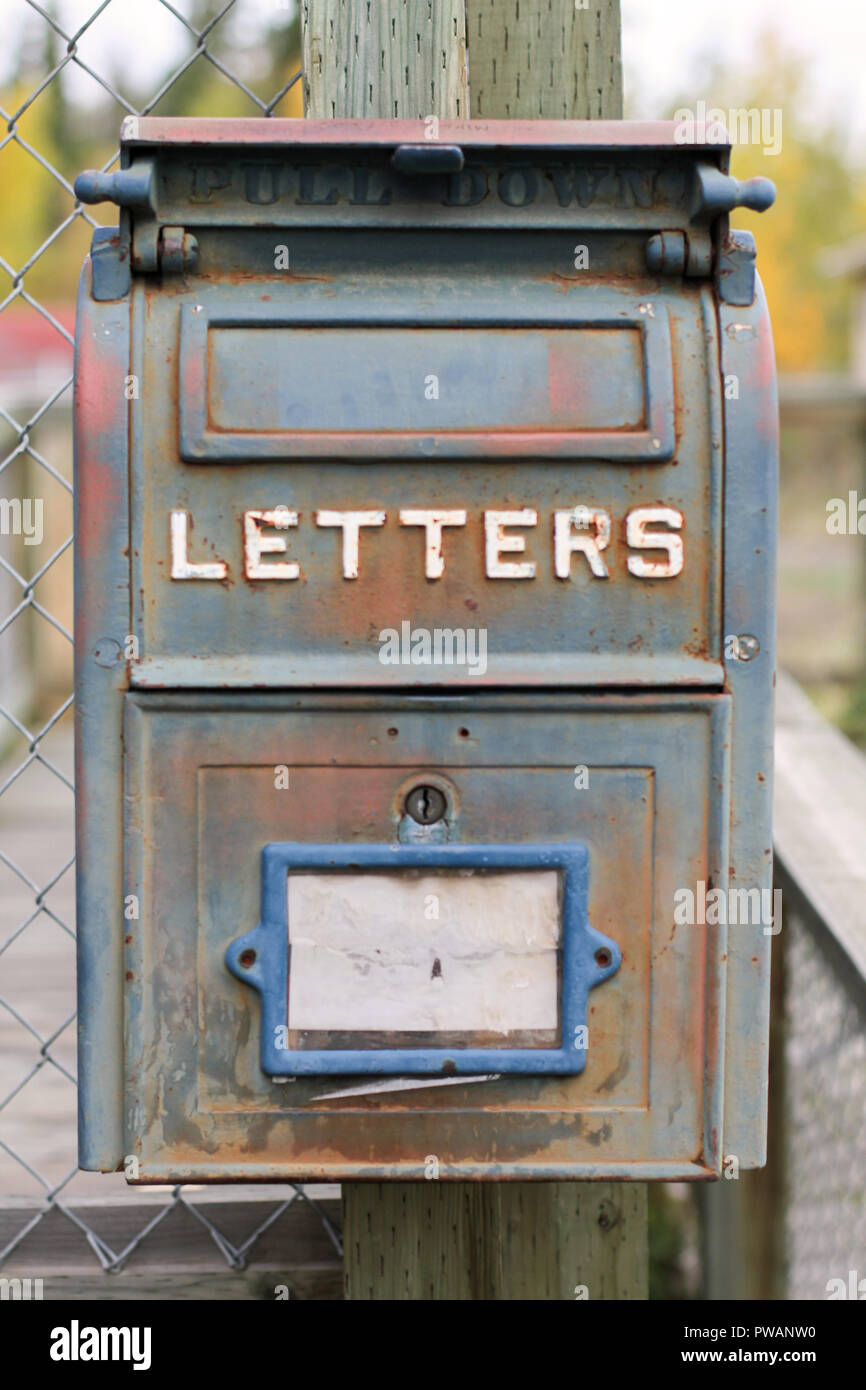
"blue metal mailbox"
74,118,777,1181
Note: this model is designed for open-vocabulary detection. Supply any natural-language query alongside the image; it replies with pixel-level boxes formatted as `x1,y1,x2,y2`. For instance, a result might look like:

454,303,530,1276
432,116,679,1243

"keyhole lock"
405,785,448,825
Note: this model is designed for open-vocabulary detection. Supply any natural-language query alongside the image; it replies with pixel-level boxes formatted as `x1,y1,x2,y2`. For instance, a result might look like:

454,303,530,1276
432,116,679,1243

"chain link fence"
1,0,864,1304
0,0,345,1293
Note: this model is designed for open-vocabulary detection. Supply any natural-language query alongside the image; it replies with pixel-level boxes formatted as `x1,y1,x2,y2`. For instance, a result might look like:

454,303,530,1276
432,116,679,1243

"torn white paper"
287,870,560,1034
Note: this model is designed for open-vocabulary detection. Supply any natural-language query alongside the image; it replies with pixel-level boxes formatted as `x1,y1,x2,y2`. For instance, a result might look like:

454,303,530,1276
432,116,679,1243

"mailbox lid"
93,118,735,688
131,280,722,687
126,215,732,684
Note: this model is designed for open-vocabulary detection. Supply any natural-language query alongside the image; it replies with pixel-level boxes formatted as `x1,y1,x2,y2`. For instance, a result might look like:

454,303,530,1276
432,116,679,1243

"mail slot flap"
179,293,674,462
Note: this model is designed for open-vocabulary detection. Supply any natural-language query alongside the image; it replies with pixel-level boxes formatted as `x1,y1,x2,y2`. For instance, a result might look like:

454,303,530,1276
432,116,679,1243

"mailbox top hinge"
646,163,775,301
76,161,199,288
646,226,762,305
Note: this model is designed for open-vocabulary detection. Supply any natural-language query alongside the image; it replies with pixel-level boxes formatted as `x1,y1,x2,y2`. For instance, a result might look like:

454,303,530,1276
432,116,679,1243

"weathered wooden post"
467,0,622,119
301,0,646,1301
302,0,469,119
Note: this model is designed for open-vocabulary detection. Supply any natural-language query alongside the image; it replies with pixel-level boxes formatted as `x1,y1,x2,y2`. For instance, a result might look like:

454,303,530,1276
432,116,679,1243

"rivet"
736,634,760,661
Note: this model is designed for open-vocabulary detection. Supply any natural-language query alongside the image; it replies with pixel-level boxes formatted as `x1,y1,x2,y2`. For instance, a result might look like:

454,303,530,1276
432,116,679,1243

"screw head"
737,634,760,661
405,785,448,825
93,637,122,668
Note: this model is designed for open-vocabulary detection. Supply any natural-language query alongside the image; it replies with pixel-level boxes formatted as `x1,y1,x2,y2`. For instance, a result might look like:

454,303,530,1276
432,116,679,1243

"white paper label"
287,870,560,1035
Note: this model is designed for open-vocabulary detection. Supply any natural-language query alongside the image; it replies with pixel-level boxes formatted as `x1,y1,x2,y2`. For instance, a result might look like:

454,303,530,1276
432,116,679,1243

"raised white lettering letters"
170,505,686,583
554,507,611,579
315,509,386,579
485,509,537,580
243,507,300,580
399,509,467,580
170,509,227,580
625,506,684,578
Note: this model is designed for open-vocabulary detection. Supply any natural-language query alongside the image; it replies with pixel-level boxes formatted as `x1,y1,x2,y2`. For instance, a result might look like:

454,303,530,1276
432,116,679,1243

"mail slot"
74,118,777,1182
179,305,674,457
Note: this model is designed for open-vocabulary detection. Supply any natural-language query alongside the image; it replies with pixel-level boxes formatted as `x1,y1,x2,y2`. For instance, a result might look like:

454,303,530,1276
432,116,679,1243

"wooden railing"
701,671,866,1300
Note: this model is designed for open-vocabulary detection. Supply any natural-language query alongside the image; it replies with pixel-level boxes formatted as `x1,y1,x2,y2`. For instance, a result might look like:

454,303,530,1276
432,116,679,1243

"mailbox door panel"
122,692,730,1181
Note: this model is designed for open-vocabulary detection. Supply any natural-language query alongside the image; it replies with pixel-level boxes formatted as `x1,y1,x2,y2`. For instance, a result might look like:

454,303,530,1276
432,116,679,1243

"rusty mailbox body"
74,118,777,1182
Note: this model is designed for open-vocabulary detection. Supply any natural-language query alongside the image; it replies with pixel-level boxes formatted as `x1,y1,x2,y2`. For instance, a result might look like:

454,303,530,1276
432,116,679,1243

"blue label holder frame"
226,841,621,1076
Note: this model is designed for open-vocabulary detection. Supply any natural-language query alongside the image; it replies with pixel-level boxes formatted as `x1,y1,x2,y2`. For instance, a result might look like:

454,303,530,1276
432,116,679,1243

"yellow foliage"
732,142,848,373
0,84,106,305
0,35,304,309
665,30,863,374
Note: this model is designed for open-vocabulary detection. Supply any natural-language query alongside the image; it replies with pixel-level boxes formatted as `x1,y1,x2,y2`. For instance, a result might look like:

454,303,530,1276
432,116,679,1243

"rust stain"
538,272,585,293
